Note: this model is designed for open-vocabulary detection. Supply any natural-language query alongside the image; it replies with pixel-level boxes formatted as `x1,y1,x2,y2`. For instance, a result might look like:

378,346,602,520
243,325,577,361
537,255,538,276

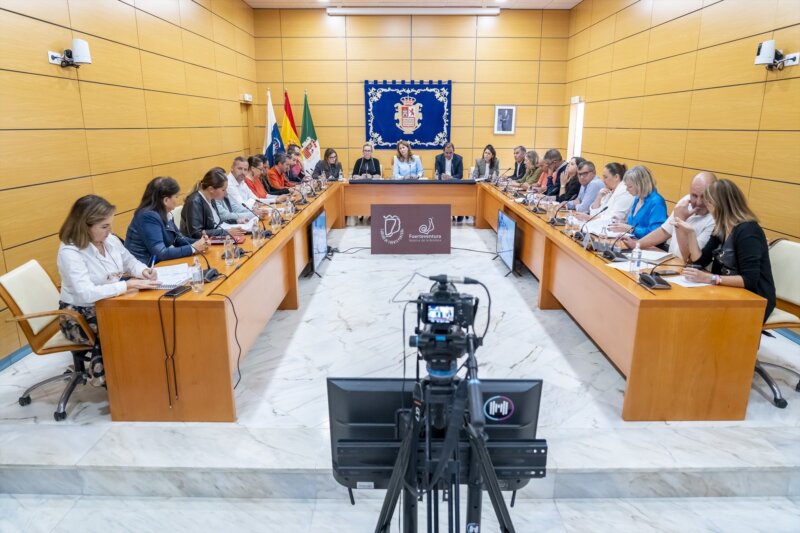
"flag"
300,92,320,173
263,89,284,167
280,90,301,149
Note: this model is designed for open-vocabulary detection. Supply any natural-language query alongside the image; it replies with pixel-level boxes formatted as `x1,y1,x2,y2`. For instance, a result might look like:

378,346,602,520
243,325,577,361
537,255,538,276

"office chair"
0,260,97,421
753,239,800,408
172,205,183,230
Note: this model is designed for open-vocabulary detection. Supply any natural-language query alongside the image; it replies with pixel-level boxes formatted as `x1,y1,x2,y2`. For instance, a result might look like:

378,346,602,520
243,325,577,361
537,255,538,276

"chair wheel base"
53,411,67,421
18,396,31,406
775,398,788,409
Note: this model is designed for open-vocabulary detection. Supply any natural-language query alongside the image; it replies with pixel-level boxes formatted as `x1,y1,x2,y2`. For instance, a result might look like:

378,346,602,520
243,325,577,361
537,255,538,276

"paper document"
606,261,640,271
221,217,257,233
640,250,673,263
670,275,709,288
153,264,190,290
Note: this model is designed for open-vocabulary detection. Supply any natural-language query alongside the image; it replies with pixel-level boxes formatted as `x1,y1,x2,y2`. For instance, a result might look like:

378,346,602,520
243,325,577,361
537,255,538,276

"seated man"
352,143,382,178
225,156,275,215
621,172,717,261
267,153,297,195
434,143,463,179
286,144,304,183
566,160,603,214
510,145,527,180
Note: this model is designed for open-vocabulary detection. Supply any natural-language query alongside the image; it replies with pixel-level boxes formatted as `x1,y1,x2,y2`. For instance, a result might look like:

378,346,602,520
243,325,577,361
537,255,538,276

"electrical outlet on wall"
784,53,800,67
48,51,62,65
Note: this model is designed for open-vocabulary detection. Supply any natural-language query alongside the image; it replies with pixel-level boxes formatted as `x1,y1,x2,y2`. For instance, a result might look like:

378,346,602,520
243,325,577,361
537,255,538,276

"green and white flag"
300,92,320,173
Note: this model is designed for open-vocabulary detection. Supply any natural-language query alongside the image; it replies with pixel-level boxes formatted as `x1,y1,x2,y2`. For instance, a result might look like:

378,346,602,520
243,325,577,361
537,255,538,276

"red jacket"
267,166,293,190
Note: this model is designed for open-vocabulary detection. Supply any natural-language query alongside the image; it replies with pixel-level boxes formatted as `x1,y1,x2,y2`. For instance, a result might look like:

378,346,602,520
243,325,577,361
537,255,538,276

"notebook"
153,264,191,290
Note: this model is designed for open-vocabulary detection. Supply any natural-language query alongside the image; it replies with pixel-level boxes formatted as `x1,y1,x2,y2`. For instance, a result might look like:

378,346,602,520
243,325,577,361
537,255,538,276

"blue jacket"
627,189,668,239
125,209,194,264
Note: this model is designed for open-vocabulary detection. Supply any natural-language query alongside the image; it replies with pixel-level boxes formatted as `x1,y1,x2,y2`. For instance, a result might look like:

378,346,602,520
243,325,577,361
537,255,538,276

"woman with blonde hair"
517,151,542,190
678,179,775,321
608,165,667,239
392,140,423,179
58,195,159,385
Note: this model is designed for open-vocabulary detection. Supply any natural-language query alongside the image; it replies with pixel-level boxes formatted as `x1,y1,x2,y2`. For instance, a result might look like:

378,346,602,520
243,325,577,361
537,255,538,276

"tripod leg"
430,486,436,533
465,447,483,531
403,459,418,533
467,426,516,533
375,419,419,533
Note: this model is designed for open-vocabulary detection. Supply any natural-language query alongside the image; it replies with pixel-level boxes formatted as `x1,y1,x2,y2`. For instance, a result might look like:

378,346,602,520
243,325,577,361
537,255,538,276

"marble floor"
1,225,800,507
2,494,800,532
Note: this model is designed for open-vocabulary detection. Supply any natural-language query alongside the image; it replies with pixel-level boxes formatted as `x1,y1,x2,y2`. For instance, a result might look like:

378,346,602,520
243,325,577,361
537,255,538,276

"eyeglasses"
577,171,591,176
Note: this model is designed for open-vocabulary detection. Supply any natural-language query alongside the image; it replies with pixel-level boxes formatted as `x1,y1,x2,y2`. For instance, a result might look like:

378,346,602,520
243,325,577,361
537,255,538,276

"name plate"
371,204,451,254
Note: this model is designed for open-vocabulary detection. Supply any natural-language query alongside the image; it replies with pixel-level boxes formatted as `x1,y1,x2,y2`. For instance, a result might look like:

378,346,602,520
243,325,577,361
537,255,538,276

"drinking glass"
270,210,282,234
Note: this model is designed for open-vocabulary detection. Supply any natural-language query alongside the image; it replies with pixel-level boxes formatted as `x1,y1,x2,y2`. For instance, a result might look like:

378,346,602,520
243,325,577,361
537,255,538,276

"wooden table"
343,179,477,217
476,184,766,421
97,180,766,422
96,183,345,422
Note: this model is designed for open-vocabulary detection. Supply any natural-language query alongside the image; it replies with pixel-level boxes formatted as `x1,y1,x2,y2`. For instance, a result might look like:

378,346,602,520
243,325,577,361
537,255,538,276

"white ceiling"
244,1,580,9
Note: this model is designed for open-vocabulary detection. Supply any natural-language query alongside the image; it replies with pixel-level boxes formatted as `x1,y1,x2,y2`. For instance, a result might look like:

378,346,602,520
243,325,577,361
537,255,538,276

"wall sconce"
48,39,92,68
754,39,799,70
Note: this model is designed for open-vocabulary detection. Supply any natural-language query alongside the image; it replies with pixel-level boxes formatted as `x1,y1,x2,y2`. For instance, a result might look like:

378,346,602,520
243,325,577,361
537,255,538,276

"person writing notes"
607,165,668,239
434,143,464,180
621,172,717,261
393,140,423,179
58,195,158,385
125,177,209,264
470,144,501,180
680,179,775,322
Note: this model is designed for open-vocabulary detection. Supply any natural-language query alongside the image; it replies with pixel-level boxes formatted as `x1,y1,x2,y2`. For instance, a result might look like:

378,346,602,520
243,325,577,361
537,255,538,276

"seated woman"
245,155,269,199
470,144,500,180
392,141,423,179
181,167,247,239
554,156,584,202
312,148,344,180
680,180,775,322
352,143,382,178
588,162,633,220
58,195,158,385
607,165,667,239
125,177,209,264
516,151,542,191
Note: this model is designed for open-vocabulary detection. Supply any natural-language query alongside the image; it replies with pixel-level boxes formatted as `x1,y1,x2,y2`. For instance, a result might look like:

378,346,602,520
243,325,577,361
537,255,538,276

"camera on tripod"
410,278,479,381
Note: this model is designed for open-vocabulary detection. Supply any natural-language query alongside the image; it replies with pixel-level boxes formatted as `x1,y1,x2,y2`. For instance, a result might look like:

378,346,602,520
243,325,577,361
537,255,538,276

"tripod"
374,335,516,533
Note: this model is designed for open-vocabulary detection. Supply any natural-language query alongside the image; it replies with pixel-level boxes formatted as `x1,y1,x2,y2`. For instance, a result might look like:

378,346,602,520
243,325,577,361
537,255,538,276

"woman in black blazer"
180,167,245,238
679,179,776,322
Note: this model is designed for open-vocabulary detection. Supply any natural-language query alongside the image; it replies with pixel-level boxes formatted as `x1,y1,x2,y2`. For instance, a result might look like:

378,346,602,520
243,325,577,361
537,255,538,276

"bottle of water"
224,235,235,266
630,242,642,274
434,169,440,180
600,225,609,251
190,256,204,293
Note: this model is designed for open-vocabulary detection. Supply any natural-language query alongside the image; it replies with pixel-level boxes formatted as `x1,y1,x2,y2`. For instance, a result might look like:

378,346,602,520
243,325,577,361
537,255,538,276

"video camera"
410,276,479,381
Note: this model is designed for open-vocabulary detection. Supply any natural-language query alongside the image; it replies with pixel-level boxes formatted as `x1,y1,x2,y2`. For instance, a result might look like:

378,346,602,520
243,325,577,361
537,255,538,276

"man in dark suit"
511,145,527,180
434,143,463,180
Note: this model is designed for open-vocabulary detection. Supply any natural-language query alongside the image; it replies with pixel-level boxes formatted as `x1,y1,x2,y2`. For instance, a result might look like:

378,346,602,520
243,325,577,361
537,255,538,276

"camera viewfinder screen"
427,305,455,324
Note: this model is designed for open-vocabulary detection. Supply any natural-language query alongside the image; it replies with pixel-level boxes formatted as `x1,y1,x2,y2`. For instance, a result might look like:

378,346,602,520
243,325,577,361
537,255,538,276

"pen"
149,256,156,269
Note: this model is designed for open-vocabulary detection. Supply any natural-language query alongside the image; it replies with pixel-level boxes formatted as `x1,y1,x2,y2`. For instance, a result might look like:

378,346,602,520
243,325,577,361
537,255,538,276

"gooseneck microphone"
573,206,608,242
240,202,268,233
602,224,637,261
531,194,548,214
212,221,245,258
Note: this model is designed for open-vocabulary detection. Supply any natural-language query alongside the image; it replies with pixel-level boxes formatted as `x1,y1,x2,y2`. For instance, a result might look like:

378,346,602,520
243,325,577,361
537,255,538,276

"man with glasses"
351,143,382,178
434,142,463,180
566,160,604,214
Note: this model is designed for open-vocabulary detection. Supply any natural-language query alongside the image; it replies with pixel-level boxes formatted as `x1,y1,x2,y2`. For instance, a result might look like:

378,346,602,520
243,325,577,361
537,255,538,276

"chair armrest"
6,309,96,346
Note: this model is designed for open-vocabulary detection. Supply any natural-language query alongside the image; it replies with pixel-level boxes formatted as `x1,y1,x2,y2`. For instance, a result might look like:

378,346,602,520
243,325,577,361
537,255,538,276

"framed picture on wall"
494,105,516,135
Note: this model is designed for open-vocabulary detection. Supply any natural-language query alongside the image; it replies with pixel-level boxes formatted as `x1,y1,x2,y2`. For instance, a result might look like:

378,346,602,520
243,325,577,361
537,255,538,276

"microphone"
531,194,548,214
638,261,685,290
602,224,637,261
240,203,268,233
573,206,608,242
193,247,220,282
548,202,569,226
428,274,479,285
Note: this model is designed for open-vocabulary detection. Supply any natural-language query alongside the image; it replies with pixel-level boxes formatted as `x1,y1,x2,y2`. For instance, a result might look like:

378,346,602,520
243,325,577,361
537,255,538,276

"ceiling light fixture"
326,7,501,16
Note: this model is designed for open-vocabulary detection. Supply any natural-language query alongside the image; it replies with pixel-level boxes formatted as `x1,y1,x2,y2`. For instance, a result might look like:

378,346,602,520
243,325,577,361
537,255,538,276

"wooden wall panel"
565,0,798,241
1,0,255,363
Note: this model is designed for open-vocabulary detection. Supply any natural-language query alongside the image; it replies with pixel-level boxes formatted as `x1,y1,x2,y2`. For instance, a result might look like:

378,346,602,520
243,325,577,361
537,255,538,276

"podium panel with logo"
371,204,451,254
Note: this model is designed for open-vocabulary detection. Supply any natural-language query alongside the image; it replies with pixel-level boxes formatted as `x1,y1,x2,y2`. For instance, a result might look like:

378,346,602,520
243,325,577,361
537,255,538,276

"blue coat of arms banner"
364,80,452,149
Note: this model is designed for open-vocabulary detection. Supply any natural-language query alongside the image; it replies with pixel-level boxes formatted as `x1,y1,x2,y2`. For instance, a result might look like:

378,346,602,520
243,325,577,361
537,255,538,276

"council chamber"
0,0,799,531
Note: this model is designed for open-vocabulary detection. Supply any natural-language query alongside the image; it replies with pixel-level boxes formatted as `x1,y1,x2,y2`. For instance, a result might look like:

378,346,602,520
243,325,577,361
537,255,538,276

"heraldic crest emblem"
394,96,423,135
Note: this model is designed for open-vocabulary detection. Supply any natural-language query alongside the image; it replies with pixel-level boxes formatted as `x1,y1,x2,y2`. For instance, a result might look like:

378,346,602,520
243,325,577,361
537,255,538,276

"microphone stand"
531,194,548,214
602,224,638,261
212,221,245,259
637,261,686,290
573,206,608,242
548,202,570,226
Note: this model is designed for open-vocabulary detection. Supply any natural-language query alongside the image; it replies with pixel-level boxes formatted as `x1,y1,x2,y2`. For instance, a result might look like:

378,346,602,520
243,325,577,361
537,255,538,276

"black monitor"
327,378,547,491
310,209,327,272
496,210,516,272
